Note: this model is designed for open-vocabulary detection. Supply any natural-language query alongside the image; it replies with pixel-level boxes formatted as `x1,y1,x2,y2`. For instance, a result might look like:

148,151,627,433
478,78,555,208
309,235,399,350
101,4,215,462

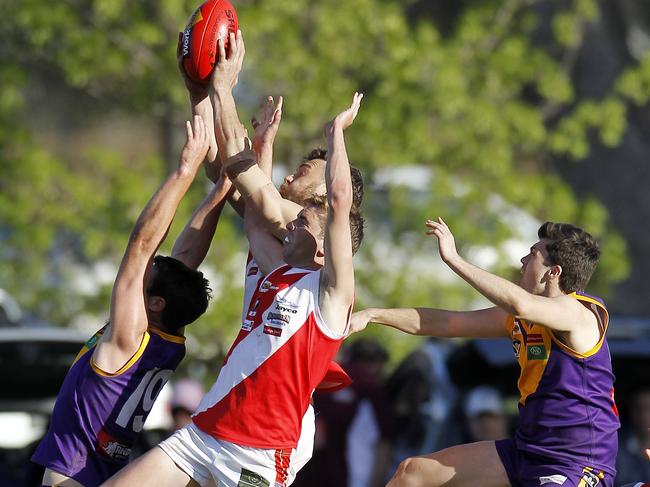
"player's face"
279,159,326,205
282,206,325,266
519,239,553,294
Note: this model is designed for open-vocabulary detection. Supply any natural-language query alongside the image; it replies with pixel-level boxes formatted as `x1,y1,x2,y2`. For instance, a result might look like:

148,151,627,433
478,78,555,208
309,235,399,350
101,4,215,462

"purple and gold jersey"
506,292,620,475
31,326,185,486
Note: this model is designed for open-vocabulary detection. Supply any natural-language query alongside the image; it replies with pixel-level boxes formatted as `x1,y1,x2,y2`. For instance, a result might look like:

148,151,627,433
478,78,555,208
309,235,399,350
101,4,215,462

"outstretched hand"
180,115,210,171
348,309,373,336
211,30,245,91
252,96,283,153
325,92,364,135
425,217,460,264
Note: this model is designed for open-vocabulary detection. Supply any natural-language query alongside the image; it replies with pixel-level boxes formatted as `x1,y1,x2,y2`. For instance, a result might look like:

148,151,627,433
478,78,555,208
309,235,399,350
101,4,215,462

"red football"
182,0,239,83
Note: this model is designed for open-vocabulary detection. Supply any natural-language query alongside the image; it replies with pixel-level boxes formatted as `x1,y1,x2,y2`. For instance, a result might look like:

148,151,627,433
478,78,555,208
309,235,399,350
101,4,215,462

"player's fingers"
194,115,204,138
177,32,183,59
251,116,259,129
264,96,274,118
186,120,193,140
276,96,284,111
272,106,282,125
217,38,226,64
228,32,236,58
238,29,245,55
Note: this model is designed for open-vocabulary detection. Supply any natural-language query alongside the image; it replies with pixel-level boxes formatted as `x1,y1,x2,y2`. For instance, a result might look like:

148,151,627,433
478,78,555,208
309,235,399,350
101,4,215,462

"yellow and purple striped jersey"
31,325,185,486
506,292,620,475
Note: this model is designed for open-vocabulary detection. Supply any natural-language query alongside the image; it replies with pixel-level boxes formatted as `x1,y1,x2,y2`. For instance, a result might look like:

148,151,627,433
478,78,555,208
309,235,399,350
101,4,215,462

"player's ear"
148,295,166,313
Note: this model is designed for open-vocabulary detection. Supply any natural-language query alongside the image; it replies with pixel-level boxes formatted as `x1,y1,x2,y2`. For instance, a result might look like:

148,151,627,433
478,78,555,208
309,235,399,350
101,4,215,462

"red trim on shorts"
274,448,291,486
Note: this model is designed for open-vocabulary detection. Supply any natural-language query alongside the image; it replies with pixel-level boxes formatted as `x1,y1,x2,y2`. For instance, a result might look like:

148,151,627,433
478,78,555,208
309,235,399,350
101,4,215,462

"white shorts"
158,406,315,487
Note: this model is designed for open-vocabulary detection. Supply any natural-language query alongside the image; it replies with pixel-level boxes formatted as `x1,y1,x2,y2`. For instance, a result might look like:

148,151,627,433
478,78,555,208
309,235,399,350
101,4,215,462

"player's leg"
387,441,511,487
100,446,200,487
41,468,84,487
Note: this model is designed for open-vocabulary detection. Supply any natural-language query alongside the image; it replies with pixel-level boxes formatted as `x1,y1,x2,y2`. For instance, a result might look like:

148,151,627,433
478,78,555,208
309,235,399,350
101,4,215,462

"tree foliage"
1,0,646,363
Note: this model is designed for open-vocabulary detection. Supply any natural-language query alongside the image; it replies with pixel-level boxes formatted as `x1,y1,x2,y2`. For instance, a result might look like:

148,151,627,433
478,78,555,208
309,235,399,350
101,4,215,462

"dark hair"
305,148,364,208
538,222,600,293
147,256,211,328
304,194,365,255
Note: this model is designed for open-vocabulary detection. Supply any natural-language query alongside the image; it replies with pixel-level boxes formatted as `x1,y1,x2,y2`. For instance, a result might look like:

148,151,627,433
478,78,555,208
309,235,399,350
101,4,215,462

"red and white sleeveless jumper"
193,262,347,449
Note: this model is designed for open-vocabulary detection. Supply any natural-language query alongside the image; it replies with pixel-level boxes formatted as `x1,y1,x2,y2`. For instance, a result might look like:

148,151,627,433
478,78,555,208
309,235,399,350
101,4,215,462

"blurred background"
1,0,650,485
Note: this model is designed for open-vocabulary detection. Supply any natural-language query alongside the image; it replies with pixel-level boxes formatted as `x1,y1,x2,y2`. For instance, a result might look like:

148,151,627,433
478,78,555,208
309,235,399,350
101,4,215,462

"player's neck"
149,322,185,338
284,256,323,270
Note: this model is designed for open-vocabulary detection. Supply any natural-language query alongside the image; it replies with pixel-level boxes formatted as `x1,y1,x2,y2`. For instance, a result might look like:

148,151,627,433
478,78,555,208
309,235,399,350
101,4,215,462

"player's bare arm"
177,32,218,165
208,38,306,237
94,115,209,373
349,306,509,338
426,217,600,352
210,30,247,161
318,92,362,336
171,170,233,271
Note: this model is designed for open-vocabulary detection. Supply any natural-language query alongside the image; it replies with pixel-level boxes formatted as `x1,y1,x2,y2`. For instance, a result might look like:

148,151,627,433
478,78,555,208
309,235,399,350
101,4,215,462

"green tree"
1,0,646,364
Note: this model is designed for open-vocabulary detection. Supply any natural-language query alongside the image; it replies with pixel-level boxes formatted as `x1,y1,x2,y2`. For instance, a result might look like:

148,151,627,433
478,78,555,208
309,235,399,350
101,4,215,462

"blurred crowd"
288,337,649,487
8,337,649,486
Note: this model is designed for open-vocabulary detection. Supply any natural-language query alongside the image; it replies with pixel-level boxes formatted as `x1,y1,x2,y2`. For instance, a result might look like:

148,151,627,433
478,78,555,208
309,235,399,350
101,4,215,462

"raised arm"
177,32,218,166
95,116,209,371
349,306,509,338
171,171,233,270
318,93,363,336
425,218,598,336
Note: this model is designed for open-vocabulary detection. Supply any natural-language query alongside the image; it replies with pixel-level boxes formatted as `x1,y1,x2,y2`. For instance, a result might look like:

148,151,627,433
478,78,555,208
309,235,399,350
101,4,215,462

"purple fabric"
31,329,185,486
496,438,615,487
515,294,619,475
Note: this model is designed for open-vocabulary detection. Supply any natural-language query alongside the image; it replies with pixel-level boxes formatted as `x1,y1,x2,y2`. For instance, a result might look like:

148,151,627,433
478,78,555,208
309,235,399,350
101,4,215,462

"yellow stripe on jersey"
508,293,610,404
149,327,186,344
549,293,609,360
72,326,106,365
90,331,151,377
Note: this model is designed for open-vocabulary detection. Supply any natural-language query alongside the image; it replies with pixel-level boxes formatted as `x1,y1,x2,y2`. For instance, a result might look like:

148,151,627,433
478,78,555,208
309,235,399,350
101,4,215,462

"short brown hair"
538,222,600,293
304,195,364,255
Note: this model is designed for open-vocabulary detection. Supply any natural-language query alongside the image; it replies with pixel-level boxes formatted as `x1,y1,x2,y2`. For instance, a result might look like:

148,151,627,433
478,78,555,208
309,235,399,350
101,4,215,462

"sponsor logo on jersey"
263,325,282,337
527,345,547,360
579,467,603,487
242,319,254,332
248,299,261,317
97,428,131,462
539,474,567,485
267,312,290,325
274,303,298,314
512,339,521,358
527,333,544,344
238,467,270,487
260,281,279,293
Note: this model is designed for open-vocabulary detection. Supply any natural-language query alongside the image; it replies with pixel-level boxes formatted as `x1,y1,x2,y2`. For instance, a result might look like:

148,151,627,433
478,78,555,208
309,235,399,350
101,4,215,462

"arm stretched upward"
93,116,209,374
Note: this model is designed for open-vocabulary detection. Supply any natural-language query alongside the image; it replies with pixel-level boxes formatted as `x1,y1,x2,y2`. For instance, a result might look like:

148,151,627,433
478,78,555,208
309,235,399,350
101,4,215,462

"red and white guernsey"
193,261,348,450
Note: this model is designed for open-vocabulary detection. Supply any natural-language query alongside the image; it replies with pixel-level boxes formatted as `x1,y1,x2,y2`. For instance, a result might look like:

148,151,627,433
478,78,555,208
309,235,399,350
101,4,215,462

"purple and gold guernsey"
31,325,185,487
506,292,620,476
